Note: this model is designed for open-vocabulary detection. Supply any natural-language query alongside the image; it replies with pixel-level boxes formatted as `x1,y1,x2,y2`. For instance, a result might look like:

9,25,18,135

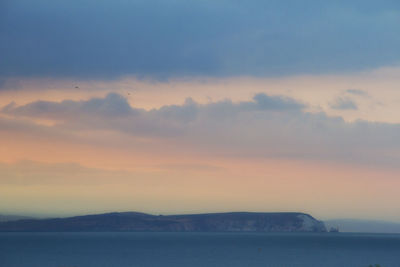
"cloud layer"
2,0,400,79
2,92,400,167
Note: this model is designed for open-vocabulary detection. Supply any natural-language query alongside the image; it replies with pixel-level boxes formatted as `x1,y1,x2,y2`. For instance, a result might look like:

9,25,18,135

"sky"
1,0,400,221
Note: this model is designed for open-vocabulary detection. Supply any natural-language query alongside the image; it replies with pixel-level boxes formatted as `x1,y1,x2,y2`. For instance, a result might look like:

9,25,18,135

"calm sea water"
1,232,400,267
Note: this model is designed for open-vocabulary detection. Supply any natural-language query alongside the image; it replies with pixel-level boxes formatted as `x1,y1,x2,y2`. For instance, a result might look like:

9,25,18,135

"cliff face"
0,212,326,232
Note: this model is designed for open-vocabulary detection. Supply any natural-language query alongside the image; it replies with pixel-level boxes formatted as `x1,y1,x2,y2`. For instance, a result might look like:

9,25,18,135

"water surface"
1,232,400,267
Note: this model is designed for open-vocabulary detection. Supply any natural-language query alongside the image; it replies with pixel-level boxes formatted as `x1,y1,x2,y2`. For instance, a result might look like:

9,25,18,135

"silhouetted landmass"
0,214,34,222
0,212,326,232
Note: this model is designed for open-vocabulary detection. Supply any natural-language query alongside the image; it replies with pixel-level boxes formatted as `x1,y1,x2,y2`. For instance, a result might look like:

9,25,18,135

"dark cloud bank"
1,0,400,79
2,92,400,167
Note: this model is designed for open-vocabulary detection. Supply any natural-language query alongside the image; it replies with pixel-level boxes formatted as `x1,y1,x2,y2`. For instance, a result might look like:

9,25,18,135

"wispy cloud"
0,160,127,185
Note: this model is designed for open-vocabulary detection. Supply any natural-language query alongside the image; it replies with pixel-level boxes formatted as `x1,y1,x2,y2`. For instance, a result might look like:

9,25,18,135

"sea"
1,232,400,267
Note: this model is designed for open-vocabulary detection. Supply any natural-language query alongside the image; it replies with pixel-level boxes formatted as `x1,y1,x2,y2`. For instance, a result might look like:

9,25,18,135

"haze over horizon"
1,0,400,222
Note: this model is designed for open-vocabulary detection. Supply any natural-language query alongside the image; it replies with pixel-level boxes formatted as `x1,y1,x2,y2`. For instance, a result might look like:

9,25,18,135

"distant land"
0,214,34,222
0,212,326,232
325,219,400,234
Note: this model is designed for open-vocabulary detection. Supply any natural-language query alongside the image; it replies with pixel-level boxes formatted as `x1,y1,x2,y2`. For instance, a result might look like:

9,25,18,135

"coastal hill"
0,212,326,232
0,214,34,222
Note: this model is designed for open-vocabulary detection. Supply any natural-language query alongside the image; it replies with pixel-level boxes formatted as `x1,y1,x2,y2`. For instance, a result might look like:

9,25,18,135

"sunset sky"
1,0,400,221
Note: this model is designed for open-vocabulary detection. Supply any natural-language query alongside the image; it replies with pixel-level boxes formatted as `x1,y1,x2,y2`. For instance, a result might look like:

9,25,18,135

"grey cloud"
80,93,134,116
2,92,305,127
330,97,358,110
252,93,305,110
155,98,199,123
150,93,305,125
2,93,137,120
2,93,400,167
